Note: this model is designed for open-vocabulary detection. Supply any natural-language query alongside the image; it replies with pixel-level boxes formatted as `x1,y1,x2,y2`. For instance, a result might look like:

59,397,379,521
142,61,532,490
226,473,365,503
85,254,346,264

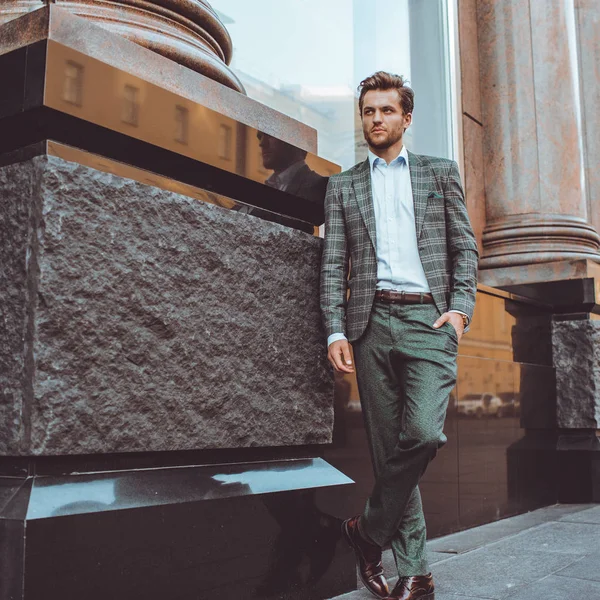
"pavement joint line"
554,571,596,583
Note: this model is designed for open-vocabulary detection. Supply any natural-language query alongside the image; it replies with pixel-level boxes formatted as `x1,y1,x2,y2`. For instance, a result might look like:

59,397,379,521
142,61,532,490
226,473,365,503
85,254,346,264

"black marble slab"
0,458,356,600
0,40,340,226
21,458,352,520
502,278,600,315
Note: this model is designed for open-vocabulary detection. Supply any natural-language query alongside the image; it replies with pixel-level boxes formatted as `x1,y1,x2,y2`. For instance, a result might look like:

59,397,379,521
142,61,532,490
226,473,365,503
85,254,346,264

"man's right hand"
328,339,355,373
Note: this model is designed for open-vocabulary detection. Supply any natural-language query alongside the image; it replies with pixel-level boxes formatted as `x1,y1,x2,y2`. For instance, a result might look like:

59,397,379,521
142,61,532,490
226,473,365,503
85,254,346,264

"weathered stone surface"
0,158,43,453
0,156,333,455
552,319,600,428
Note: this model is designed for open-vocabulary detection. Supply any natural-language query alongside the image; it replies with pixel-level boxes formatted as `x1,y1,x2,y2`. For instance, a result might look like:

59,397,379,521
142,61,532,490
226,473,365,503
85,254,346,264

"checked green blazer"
320,150,479,342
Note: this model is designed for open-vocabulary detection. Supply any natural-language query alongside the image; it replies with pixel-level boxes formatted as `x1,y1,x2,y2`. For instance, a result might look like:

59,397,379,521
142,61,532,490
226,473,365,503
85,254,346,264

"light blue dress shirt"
369,146,430,294
327,147,464,347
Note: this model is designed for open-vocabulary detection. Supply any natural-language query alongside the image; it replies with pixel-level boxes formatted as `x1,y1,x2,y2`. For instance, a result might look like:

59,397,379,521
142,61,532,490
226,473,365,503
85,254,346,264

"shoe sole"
341,520,388,600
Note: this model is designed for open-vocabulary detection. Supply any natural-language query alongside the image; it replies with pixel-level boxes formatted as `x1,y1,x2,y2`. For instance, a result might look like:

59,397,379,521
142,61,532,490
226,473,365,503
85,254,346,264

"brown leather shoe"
341,516,389,599
385,574,434,599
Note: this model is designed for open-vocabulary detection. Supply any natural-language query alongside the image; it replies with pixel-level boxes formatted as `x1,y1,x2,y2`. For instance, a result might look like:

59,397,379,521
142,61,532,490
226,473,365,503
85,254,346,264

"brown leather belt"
375,290,435,304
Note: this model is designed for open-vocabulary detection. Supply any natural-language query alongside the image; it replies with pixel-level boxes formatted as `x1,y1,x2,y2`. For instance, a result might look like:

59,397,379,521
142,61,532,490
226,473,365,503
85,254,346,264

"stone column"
575,0,600,240
476,0,600,274
464,0,600,503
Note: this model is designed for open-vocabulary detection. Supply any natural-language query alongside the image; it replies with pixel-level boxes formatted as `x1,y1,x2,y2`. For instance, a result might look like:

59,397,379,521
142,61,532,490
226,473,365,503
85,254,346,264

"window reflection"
218,124,233,160
174,105,189,144
63,61,84,106
257,132,328,204
122,84,139,126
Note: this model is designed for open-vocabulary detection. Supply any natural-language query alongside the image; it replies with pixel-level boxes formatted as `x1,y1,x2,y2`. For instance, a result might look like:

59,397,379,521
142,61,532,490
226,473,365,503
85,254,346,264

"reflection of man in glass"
257,132,328,219
321,72,478,600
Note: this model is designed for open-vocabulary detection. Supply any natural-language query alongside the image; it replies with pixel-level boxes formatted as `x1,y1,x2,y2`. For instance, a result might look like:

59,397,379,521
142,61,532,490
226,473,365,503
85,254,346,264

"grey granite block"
555,553,600,582
504,573,600,600
552,319,600,428
0,156,333,455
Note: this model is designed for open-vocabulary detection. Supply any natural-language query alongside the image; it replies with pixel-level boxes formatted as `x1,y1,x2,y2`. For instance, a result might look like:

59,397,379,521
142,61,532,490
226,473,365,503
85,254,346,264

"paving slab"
428,505,593,554
329,505,600,600
491,521,600,556
503,574,600,600
558,504,600,524
335,578,494,600
432,546,581,599
554,553,600,582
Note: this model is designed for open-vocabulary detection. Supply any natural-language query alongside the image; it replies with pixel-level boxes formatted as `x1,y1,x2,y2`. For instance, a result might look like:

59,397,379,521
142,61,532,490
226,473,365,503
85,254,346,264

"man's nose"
373,111,383,123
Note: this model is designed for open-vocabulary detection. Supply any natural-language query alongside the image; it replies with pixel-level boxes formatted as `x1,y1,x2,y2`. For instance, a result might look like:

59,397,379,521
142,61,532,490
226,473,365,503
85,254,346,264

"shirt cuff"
448,309,469,325
327,333,347,347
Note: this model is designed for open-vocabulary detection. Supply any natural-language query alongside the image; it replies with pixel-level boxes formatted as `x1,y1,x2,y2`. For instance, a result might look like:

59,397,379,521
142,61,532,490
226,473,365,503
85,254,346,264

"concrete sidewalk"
330,504,600,600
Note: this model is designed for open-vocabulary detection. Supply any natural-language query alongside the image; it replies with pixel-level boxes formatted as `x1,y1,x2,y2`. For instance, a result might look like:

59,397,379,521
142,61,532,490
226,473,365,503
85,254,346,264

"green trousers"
352,302,458,576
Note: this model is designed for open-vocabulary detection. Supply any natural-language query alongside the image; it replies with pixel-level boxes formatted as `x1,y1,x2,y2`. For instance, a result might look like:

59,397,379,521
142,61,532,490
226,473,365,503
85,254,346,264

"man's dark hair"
358,71,414,116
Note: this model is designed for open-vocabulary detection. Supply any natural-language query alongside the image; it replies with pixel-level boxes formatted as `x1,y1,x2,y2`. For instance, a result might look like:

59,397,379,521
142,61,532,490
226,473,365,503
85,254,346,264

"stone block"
0,155,333,455
552,319,600,429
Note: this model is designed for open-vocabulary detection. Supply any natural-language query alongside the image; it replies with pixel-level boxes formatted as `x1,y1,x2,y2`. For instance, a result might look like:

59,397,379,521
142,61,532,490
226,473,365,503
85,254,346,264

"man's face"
257,132,298,172
361,89,412,151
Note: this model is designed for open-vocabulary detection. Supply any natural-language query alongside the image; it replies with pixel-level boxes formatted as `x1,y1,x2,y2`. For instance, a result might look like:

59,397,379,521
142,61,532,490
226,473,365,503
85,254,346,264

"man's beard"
365,129,403,150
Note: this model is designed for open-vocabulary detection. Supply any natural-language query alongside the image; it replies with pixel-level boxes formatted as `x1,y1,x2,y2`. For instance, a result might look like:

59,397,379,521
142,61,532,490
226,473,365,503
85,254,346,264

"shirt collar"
368,146,409,171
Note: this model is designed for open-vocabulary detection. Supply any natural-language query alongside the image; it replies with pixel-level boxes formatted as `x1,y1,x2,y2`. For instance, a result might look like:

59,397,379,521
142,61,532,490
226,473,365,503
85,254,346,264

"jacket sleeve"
320,175,350,339
443,160,479,323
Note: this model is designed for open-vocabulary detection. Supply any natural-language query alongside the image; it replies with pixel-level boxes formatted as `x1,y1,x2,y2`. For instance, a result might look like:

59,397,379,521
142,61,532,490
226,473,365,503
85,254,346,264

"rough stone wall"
0,156,333,455
0,159,44,454
552,319,600,429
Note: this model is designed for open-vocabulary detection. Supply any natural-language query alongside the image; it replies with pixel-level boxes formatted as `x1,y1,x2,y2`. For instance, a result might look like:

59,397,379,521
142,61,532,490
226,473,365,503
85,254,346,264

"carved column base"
481,214,600,270
0,0,245,92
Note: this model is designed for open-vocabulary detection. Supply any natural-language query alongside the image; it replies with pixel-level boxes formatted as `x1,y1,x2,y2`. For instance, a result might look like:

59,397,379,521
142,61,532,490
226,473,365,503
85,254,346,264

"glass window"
212,0,456,169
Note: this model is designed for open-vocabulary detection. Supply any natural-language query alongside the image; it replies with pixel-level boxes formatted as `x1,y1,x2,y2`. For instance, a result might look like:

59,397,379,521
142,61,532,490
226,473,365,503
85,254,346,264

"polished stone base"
0,5,317,153
0,154,332,455
556,432,600,503
0,457,355,600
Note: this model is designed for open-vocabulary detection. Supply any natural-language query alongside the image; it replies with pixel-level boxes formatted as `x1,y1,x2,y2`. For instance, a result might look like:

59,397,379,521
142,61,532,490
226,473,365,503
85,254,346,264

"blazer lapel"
408,150,429,239
352,159,377,250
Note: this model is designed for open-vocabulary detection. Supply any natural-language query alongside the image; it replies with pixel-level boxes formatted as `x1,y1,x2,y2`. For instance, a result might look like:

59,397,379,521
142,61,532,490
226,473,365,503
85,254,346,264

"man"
320,72,478,600
258,131,328,221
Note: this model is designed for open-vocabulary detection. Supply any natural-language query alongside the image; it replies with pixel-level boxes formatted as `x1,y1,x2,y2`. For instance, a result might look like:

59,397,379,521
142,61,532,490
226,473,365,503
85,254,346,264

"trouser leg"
352,302,458,576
